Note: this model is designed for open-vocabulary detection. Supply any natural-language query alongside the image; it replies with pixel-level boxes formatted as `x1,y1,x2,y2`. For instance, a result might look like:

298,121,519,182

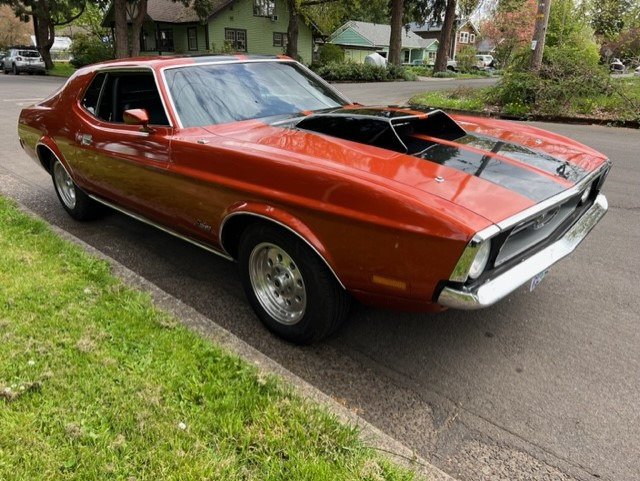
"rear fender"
35,138,67,176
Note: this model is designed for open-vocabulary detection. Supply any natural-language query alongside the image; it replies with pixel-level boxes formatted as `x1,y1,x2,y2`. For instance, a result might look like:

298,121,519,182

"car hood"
202,107,608,224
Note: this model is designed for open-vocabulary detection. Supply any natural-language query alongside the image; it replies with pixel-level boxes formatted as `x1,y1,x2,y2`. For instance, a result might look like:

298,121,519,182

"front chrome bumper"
437,193,608,309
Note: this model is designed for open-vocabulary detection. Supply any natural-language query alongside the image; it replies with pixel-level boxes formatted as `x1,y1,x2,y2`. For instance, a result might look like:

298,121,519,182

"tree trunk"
114,0,129,58
434,0,456,73
286,0,299,60
388,0,404,65
130,0,148,57
33,2,55,70
529,0,552,72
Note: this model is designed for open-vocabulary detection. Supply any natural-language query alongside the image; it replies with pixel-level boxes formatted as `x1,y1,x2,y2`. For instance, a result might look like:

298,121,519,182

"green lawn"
0,196,418,481
48,62,76,77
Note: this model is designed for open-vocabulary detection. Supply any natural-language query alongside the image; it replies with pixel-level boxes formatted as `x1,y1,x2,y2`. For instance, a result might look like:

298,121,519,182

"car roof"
79,54,293,74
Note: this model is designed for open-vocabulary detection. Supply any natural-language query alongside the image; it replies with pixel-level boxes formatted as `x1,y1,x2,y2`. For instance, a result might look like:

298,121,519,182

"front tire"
51,159,99,220
238,223,350,344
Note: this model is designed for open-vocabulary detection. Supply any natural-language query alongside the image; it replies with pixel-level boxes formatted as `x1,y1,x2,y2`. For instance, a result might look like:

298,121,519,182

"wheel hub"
249,242,307,325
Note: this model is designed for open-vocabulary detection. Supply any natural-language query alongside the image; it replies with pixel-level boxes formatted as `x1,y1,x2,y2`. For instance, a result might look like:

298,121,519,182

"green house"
327,21,438,64
102,0,316,64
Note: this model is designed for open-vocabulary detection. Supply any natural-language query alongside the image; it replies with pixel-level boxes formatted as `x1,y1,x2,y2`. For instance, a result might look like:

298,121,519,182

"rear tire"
51,159,99,221
238,223,350,344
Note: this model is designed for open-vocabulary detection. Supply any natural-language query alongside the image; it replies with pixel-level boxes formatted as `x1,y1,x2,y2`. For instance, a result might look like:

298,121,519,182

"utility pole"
529,0,552,72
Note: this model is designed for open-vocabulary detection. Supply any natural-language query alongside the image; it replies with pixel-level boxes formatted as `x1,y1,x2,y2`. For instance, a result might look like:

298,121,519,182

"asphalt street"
1,73,638,481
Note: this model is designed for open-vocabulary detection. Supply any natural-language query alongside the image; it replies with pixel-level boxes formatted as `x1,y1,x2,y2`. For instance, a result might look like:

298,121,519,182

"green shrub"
488,44,611,115
406,65,434,76
317,44,344,65
69,34,114,68
311,61,414,82
456,46,477,72
433,70,457,78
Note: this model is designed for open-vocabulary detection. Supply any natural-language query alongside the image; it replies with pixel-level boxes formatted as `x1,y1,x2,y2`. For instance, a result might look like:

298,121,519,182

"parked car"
634,66,640,76
475,54,494,69
0,51,6,70
609,58,625,73
3,46,46,75
18,56,611,343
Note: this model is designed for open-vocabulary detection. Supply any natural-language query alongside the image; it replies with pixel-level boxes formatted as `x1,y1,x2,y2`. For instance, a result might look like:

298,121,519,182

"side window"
81,73,106,115
94,71,170,126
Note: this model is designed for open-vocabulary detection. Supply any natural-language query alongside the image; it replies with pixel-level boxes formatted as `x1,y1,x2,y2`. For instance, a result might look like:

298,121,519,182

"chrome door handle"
79,133,92,145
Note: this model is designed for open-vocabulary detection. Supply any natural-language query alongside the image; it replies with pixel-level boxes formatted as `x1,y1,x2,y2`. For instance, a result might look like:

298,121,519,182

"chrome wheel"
248,242,307,325
53,162,77,210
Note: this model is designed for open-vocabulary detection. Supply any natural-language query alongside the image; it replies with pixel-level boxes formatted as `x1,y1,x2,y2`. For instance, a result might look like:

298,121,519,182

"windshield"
163,61,347,127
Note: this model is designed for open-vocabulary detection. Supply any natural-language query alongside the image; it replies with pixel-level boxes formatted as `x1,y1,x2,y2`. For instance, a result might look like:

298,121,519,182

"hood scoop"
295,107,466,155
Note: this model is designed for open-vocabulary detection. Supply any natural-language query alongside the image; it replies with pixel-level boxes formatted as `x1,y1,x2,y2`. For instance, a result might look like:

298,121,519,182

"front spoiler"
437,194,608,309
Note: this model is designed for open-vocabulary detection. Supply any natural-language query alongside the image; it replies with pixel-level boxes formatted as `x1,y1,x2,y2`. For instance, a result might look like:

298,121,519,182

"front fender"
219,201,345,289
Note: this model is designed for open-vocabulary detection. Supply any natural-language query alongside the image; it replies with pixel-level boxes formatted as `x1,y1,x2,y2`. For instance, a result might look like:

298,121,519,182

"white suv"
3,47,46,75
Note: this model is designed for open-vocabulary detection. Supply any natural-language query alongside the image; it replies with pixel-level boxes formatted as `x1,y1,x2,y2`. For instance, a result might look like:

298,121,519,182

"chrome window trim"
79,66,174,128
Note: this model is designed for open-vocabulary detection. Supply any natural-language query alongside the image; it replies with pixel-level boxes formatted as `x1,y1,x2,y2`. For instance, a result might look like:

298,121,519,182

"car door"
67,69,176,225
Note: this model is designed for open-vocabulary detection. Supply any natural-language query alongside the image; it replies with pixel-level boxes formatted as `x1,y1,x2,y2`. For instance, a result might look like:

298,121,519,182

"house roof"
409,19,478,35
145,0,201,23
102,0,235,26
329,21,431,49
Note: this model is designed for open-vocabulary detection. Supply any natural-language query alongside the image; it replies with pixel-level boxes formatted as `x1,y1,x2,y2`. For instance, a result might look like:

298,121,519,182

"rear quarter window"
81,73,106,116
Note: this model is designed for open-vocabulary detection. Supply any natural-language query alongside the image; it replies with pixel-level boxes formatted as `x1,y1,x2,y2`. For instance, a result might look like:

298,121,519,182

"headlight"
468,240,491,280
579,183,591,205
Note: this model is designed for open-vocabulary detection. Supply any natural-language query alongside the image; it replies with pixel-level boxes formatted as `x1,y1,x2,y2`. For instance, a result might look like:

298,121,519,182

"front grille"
494,193,582,267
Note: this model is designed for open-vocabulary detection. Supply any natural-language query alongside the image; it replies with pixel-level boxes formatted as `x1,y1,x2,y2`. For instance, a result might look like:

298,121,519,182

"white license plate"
529,270,548,292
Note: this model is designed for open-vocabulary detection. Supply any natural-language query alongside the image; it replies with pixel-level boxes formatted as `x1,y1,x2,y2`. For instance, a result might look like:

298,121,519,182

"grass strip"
410,76,640,121
0,196,417,481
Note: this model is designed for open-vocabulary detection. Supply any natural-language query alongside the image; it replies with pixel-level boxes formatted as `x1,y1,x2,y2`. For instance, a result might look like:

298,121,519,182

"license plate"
529,270,548,292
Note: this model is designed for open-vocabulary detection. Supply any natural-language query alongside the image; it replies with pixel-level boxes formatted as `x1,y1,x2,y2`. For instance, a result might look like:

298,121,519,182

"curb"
17,202,459,481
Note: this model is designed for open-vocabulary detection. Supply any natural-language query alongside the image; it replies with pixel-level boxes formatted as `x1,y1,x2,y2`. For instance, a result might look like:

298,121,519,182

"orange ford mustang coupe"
18,56,611,344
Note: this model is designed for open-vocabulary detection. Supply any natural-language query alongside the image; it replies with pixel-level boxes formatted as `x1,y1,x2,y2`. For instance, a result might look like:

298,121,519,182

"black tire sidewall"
51,159,98,221
238,223,347,344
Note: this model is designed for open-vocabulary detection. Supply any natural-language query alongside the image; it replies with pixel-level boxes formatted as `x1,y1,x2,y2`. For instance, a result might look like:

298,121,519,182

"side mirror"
123,108,155,133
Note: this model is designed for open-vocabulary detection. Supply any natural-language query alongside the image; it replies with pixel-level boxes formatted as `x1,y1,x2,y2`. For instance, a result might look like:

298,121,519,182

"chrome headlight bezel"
468,240,491,280
449,228,498,283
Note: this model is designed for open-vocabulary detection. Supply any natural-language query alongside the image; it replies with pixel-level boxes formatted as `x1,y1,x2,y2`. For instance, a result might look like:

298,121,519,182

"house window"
225,28,247,52
403,50,410,63
254,0,275,17
469,33,476,44
459,31,469,44
273,32,287,47
159,29,174,51
187,27,198,51
140,29,154,51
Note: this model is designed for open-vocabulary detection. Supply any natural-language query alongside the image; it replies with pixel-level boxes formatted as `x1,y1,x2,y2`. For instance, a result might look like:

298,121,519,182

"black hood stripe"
415,134,587,203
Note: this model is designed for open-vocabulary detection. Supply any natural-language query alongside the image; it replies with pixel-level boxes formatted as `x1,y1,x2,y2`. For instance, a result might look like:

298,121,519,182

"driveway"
1,73,639,481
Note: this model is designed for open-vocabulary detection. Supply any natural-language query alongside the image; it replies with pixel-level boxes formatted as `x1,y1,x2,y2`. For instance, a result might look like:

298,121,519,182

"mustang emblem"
532,207,560,230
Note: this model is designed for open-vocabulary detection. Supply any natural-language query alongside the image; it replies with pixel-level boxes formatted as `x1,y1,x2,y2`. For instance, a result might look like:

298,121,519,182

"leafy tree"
0,4,32,47
588,0,630,38
480,0,537,68
1,0,86,68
